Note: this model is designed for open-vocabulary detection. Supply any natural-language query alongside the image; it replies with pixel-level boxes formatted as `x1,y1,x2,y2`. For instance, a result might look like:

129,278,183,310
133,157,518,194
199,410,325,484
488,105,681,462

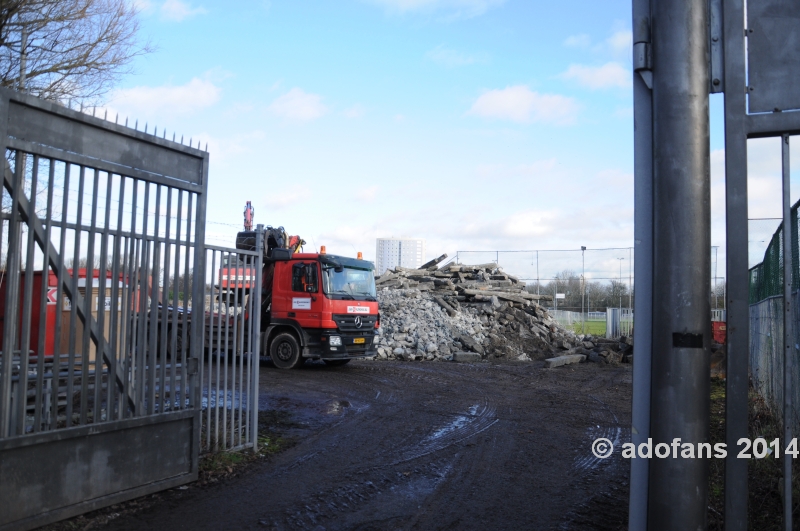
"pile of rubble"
370,254,635,364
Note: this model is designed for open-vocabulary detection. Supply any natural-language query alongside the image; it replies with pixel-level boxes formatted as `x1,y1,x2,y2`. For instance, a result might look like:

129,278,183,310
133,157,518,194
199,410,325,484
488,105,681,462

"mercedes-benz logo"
354,316,363,328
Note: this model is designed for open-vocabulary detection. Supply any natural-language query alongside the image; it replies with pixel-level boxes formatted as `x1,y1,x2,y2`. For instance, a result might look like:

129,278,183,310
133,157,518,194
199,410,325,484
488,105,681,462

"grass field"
568,320,606,336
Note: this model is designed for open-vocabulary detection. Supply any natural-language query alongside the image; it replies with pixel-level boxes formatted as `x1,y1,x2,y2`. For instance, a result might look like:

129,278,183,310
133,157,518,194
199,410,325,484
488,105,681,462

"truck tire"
323,359,350,367
270,332,304,369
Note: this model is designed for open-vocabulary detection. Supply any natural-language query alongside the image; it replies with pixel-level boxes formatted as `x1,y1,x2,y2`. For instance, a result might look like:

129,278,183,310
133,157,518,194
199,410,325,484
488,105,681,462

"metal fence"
201,244,262,453
0,88,209,530
546,308,633,338
748,197,800,433
749,293,800,433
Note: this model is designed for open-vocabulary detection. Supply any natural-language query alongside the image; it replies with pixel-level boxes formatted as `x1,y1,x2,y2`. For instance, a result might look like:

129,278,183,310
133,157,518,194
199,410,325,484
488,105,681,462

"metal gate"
0,88,208,530
200,241,262,453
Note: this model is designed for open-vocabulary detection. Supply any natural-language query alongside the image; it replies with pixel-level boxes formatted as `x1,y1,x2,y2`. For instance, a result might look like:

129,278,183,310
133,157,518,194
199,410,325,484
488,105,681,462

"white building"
375,238,426,275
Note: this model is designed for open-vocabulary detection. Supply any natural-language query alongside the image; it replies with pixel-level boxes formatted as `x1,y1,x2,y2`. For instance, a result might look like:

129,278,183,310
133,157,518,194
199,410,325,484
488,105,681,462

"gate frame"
0,87,208,530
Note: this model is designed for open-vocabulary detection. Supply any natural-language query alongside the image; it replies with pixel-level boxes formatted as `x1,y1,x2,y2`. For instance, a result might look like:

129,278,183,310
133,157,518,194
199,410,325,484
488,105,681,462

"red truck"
232,229,379,369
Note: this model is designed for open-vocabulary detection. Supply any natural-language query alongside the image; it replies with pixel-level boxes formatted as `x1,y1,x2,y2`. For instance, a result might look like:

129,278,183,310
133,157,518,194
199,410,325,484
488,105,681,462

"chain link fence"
749,199,800,431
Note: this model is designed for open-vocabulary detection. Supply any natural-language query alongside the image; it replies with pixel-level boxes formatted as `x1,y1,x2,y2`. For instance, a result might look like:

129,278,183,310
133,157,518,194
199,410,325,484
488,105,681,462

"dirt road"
105,360,631,531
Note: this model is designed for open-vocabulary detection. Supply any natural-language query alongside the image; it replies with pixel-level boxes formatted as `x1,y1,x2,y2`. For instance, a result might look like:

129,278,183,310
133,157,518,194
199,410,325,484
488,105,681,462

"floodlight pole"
647,0,711,528
581,246,586,334
618,257,624,312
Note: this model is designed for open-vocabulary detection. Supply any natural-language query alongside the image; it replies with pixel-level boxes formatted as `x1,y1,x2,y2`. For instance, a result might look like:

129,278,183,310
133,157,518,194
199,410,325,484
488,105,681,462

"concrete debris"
544,354,586,368
369,259,632,365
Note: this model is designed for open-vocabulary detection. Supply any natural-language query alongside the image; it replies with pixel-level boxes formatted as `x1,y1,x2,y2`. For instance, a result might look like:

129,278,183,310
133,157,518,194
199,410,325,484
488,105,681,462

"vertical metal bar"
190,179,206,471
723,0,749,527
136,183,150,414
251,226,264,450
243,253,252,448
93,170,113,424
0,152,23,437
148,185,162,415
233,254,243,448
79,168,100,425
17,154,39,435
180,193,193,412
34,158,56,432
782,134,793,531
108,174,125,421
161,188,173,412
214,250,223,451
238,255,248,446
51,162,70,426
0,151,23,437
648,0,710,528
66,165,86,428
147,185,159,416
206,249,217,452
170,191,183,411
123,178,140,418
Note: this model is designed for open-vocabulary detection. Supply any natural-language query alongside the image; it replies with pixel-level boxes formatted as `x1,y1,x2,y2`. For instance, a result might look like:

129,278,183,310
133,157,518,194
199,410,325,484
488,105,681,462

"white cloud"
606,29,632,58
160,0,207,21
560,62,630,90
468,85,579,125
103,77,221,120
264,185,312,210
425,45,488,67
343,104,366,118
364,0,504,18
564,34,591,48
357,185,379,201
268,88,328,122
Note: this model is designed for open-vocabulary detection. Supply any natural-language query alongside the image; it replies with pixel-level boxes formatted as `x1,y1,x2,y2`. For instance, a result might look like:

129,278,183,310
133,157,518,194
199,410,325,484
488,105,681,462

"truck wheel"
323,359,350,367
270,332,303,369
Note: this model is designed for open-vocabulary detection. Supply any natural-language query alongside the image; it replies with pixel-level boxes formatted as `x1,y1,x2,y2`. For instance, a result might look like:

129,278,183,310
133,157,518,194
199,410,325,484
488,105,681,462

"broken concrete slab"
544,354,586,368
453,351,482,362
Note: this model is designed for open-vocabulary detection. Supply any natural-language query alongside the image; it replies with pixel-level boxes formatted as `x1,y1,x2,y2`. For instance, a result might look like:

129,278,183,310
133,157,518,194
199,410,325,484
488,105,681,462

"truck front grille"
332,314,377,332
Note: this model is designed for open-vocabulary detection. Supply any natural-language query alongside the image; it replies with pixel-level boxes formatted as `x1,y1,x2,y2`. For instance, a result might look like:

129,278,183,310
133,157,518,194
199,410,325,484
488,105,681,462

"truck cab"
264,252,379,368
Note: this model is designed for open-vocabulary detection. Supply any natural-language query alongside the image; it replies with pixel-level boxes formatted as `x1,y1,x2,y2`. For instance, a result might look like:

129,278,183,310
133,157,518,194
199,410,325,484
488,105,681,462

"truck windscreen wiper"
330,290,354,299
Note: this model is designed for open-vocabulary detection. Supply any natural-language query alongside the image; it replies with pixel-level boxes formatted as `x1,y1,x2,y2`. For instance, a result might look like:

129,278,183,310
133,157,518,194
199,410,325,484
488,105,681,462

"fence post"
251,225,264,451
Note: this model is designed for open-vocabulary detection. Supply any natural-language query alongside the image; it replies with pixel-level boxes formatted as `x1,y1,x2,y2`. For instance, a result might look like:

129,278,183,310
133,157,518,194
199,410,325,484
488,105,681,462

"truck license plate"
353,337,365,344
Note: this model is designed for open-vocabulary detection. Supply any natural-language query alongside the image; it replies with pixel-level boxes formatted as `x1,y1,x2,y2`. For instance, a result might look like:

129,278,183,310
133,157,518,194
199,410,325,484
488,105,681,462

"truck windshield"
322,266,376,300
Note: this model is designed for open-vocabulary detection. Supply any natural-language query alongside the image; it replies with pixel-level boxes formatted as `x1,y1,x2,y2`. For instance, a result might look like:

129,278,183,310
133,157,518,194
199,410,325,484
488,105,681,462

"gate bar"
781,134,793,531
723,0,750,527
629,0,654,525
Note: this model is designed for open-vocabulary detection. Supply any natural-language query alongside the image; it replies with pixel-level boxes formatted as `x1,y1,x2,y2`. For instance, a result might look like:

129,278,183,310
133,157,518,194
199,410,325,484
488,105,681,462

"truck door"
289,262,322,328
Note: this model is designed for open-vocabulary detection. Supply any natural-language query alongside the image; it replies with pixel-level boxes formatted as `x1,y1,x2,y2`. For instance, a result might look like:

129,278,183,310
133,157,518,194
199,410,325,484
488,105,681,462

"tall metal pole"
648,0,711,528
536,251,539,296
629,0,655,523
781,134,793,531
628,247,632,310
714,246,719,310
582,246,586,334
618,257,624,311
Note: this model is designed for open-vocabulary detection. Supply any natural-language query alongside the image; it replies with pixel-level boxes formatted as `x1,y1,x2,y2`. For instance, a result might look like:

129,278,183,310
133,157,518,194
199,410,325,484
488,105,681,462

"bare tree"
0,0,151,103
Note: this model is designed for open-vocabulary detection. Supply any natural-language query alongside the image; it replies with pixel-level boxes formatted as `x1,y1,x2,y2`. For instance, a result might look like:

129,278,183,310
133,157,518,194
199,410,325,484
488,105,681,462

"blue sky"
103,0,794,283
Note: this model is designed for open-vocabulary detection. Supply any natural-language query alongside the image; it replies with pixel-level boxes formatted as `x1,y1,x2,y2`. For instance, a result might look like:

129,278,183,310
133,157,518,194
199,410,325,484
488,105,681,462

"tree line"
525,269,727,312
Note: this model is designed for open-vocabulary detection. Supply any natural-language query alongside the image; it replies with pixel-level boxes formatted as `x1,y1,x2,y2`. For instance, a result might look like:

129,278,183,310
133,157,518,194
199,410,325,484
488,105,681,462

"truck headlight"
330,336,342,346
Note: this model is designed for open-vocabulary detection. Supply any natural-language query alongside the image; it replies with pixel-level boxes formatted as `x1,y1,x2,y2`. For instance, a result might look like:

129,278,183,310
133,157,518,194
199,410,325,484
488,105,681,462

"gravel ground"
84,359,632,531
